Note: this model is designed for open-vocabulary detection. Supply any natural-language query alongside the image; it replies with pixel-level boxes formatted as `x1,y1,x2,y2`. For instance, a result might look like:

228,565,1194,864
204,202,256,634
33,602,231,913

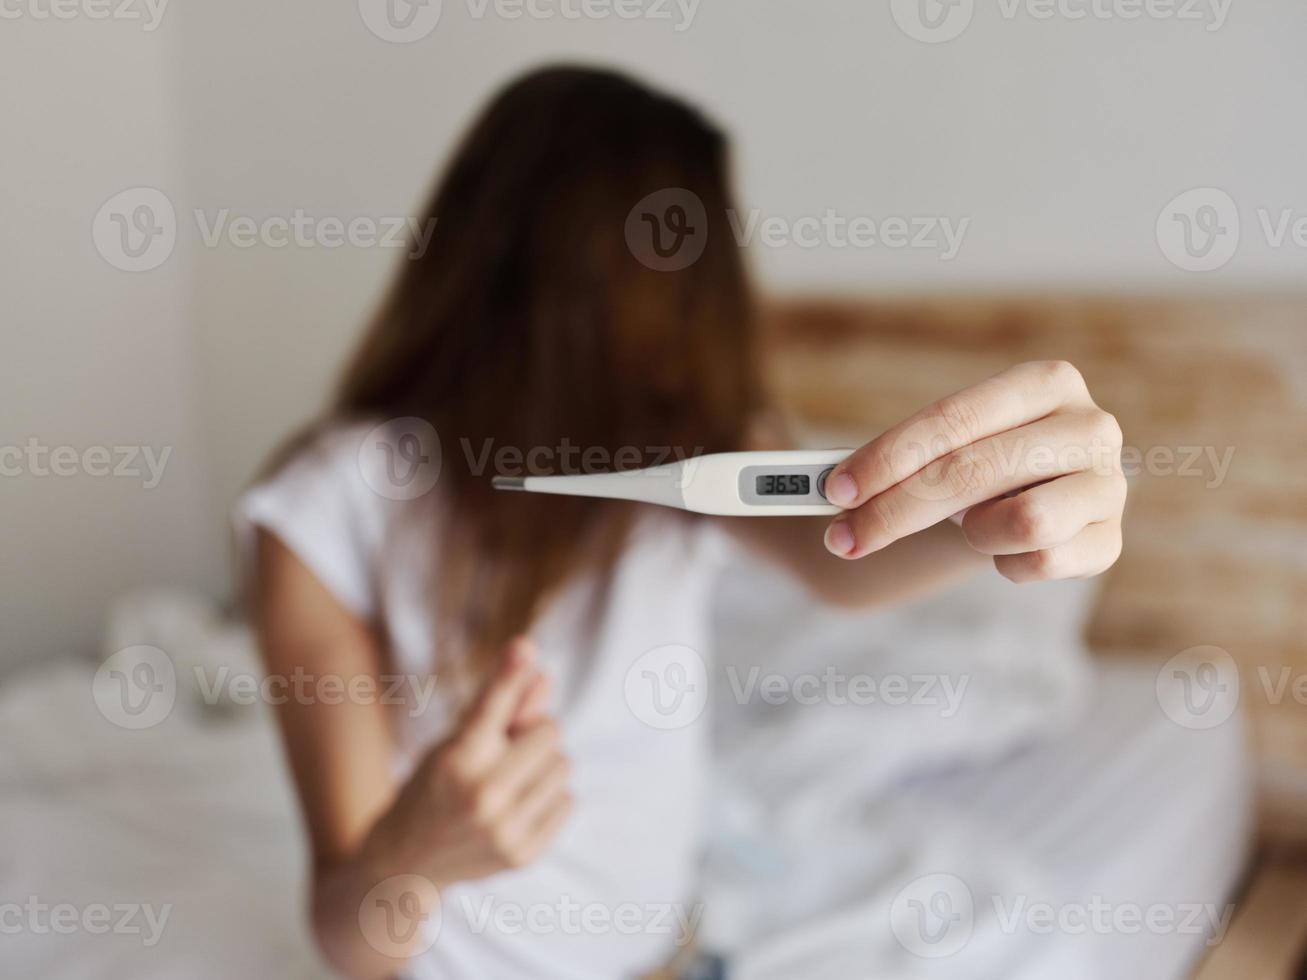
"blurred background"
3,1,1306,978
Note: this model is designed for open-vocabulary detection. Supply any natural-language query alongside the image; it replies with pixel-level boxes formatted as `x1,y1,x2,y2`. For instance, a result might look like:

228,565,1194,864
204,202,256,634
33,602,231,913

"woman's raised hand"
363,638,573,890
822,361,1126,583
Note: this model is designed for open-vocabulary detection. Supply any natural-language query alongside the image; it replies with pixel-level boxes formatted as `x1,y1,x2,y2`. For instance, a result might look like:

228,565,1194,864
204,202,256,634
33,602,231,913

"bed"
0,548,1251,978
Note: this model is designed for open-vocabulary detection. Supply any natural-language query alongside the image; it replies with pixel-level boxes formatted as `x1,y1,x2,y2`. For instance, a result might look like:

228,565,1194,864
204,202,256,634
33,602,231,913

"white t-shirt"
235,421,729,979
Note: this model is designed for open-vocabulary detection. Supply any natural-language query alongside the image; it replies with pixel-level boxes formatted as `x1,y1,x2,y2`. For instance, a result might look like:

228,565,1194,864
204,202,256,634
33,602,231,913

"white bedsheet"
701,561,1252,980
0,567,1251,979
0,661,323,979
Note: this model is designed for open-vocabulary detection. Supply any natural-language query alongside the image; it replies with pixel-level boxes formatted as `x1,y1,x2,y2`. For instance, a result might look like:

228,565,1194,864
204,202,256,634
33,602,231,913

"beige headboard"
763,294,1307,844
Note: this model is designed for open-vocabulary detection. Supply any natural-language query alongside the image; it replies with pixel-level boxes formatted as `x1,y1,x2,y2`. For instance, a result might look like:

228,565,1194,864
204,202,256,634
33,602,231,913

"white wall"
1,15,221,672
5,0,1305,670
169,0,1306,519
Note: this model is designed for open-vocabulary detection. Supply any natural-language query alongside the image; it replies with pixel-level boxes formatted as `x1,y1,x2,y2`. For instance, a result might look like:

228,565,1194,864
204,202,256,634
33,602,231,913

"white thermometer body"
491,450,851,516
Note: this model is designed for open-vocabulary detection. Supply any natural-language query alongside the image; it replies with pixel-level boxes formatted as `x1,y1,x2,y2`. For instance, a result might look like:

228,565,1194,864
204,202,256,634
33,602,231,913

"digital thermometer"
491,450,851,516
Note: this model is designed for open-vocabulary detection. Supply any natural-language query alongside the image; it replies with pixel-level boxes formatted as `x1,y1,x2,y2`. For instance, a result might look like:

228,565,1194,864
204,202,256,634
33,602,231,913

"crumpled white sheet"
0,658,324,979
698,557,1249,980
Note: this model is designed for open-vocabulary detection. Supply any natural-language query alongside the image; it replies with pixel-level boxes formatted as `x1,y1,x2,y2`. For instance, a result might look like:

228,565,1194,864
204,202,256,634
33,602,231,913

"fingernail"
824,519,856,557
825,472,858,508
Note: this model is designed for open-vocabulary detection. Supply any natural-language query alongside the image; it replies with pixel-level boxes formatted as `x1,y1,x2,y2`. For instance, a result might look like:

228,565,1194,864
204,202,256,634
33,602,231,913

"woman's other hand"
363,638,574,892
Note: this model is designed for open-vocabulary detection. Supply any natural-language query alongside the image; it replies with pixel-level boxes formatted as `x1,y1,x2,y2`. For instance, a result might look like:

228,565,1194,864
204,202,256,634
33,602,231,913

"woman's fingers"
509,754,572,832
485,719,564,800
993,520,1124,583
824,360,1095,508
481,748,573,867
827,410,1121,558
961,469,1127,556
460,637,539,746
503,765,574,859
508,673,552,737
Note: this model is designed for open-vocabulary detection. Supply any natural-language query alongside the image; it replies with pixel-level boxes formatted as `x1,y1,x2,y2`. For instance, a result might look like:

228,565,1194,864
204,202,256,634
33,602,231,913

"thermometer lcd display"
756,474,810,496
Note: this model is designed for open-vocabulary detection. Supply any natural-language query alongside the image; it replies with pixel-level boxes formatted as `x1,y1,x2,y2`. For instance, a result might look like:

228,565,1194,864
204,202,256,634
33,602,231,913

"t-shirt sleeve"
232,426,379,620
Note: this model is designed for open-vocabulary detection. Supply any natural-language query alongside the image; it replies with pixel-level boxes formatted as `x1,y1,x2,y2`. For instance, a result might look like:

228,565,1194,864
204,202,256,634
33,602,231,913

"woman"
238,66,1125,979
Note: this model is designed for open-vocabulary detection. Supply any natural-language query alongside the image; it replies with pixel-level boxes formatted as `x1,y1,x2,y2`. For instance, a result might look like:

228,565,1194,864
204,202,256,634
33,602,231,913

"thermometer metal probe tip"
492,476,526,491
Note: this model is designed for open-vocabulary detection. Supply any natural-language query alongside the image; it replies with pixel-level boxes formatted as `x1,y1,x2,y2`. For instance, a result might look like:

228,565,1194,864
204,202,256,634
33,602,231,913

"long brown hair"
327,65,762,672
